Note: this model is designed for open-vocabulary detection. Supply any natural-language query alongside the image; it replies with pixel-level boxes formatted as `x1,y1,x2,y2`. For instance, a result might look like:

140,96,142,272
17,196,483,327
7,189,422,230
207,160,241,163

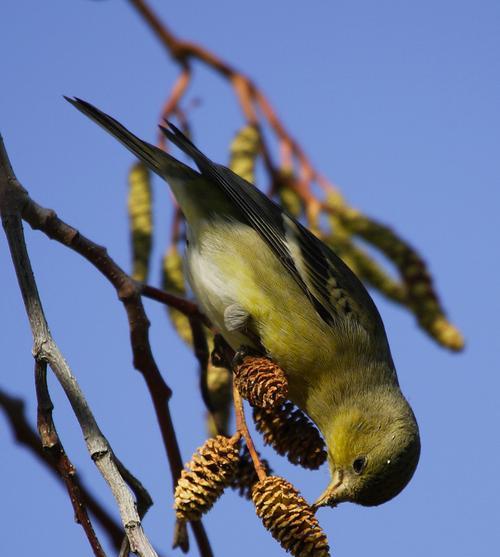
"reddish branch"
141,283,210,327
158,66,192,150
34,360,107,557
187,317,213,411
233,386,267,483
128,0,323,189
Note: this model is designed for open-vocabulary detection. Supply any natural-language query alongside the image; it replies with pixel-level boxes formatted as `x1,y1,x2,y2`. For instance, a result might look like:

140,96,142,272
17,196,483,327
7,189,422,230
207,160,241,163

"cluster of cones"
174,350,330,557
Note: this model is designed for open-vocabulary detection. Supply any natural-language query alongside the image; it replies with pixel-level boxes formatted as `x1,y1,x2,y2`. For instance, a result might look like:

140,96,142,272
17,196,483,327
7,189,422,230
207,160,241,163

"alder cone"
253,402,327,469
174,435,240,521
252,476,330,557
233,355,288,409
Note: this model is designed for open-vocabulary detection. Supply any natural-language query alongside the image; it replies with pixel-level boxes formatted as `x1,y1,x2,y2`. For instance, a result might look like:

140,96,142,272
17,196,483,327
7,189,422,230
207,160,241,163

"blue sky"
1,1,499,556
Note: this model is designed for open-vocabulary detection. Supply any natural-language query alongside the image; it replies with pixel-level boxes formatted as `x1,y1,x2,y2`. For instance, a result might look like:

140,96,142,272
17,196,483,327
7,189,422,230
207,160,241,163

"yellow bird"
67,97,420,508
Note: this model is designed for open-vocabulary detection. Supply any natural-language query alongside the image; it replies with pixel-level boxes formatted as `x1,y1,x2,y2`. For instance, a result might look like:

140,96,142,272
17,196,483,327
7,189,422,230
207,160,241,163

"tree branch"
140,284,210,327
0,135,157,557
0,387,124,551
233,386,267,482
0,133,213,557
34,360,107,557
127,0,312,190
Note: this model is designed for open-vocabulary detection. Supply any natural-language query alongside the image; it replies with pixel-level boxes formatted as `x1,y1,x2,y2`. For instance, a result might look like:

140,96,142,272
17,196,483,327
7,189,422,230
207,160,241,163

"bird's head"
314,393,420,508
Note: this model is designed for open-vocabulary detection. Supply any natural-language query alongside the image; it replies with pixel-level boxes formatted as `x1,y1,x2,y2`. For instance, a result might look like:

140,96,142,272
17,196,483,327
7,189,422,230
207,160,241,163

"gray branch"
0,134,157,557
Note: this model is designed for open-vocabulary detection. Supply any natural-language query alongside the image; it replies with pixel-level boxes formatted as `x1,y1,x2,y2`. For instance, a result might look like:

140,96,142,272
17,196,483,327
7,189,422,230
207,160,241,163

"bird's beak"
313,469,344,510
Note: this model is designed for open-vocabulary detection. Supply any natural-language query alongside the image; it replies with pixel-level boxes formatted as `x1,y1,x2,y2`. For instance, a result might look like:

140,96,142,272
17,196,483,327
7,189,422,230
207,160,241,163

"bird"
66,97,420,508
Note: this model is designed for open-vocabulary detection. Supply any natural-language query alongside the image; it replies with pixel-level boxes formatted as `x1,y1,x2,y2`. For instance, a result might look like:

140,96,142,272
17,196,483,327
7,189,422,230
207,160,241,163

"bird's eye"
352,457,366,474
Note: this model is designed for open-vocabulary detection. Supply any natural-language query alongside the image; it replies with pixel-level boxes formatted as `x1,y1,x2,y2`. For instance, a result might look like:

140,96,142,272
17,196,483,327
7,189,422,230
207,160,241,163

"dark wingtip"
63,95,85,104
158,124,175,143
164,119,181,134
162,120,197,148
64,96,98,113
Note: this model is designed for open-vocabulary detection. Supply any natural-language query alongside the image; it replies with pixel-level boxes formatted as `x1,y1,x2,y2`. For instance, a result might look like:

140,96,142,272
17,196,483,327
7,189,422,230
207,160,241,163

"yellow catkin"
252,476,330,557
128,162,153,281
324,233,407,304
229,125,260,183
162,244,185,294
276,168,303,218
206,361,233,437
161,244,193,345
345,212,463,350
325,191,464,350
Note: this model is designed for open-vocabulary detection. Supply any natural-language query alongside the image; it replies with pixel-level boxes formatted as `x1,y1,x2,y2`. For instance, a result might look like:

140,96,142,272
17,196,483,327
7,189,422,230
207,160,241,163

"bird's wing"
161,123,387,339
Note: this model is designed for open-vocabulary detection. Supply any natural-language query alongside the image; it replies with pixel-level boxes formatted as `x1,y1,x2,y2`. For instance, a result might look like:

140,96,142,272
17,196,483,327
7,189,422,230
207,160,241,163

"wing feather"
161,122,386,337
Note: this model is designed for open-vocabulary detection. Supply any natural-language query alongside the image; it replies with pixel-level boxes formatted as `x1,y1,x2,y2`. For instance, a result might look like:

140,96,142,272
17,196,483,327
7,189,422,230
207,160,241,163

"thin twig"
0,388,124,550
231,75,258,125
187,317,214,413
128,1,283,176
173,519,190,554
114,456,155,557
170,205,184,244
34,360,107,557
233,386,267,482
157,65,192,150
140,283,210,327
128,0,316,178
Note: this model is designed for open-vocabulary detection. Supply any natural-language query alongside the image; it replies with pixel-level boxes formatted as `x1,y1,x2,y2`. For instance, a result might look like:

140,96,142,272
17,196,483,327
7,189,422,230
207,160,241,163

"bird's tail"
64,97,193,180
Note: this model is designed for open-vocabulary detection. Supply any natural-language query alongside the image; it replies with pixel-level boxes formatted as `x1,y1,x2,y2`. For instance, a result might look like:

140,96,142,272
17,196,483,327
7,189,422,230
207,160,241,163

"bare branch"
0,135,157,557
34,360,107,557
157,65,192,150
233,386,267,483
0,134,213,557
0,387,124,550
140,284,210,327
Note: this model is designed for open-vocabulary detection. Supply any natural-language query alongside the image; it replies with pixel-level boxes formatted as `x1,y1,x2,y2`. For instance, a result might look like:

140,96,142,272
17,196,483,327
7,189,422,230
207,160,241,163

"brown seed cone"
174,435,240,521
233,355,288,409
253,403,327,469
252,476,330,557
230,445,273,500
